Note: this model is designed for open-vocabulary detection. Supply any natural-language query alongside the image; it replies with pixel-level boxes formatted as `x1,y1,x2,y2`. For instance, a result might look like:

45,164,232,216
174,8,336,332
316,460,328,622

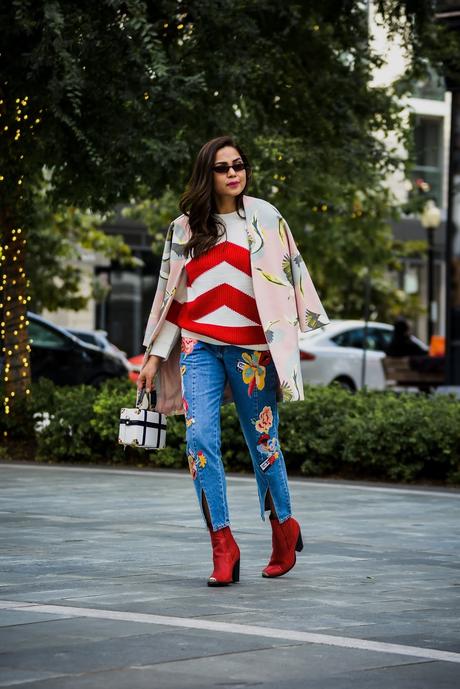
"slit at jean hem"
180,340,293,530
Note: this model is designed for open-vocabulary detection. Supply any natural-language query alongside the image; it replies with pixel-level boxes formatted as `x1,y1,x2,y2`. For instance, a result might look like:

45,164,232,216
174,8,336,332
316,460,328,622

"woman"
138,135,329,587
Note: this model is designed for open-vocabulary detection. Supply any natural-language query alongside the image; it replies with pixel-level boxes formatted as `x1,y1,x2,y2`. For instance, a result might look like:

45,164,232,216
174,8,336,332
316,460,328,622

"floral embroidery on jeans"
256,433,280,472
181,337,198,356
238,351,272,396
182,396,195,428
187,450,197,480
197,450,207,469
252,405,273,433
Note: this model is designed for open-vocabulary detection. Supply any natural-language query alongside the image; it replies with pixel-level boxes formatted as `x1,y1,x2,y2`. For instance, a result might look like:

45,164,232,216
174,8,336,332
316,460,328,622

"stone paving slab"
0,610,76,627
0,642,445,689
0,627,283,675
0,462,459,688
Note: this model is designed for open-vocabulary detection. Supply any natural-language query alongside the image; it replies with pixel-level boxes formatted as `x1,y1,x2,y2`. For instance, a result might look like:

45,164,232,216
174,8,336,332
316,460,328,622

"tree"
1,0,208,409
2,0,459,414
124,1,460,323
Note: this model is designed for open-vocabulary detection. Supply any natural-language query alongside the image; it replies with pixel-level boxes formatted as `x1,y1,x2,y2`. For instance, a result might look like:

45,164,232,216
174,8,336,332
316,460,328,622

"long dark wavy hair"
179,135,252,258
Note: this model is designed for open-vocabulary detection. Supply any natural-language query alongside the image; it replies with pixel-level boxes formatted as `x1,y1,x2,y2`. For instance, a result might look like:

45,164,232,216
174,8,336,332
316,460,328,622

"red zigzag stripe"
185,241,251,286
170,284,261,323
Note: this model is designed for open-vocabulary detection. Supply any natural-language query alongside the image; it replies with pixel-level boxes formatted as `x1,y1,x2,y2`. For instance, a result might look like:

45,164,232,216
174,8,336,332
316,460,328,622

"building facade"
370,0,450,343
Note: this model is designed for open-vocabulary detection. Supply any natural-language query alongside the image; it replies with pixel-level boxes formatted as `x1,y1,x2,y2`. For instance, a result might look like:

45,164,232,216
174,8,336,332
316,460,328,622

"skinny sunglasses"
212,162,247,174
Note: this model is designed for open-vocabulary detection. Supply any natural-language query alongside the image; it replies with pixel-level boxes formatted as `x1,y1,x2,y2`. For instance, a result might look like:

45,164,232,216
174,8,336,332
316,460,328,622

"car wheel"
331,376,356,392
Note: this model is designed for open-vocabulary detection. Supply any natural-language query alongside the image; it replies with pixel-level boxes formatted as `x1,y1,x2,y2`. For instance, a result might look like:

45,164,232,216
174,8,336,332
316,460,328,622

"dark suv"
26,312,129,386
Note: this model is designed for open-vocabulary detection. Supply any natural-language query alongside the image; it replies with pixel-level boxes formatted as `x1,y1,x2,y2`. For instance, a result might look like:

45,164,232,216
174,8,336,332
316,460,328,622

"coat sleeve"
147,322,179,360
147,270,186,359
282,216,330,333
142,222,174,350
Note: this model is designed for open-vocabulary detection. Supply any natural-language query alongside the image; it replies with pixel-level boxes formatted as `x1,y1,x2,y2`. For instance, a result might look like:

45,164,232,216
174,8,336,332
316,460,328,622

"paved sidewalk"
0,462,459,689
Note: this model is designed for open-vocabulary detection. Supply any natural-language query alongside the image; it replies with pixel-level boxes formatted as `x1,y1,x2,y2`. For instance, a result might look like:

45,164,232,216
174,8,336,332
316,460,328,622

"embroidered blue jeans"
179,337,292,532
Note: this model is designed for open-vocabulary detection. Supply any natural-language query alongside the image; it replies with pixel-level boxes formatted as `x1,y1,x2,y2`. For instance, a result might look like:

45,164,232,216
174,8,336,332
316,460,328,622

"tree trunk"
1,211,31,412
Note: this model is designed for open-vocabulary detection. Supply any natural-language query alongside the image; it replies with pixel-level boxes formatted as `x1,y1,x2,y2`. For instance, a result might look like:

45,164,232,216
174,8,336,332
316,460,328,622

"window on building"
411,66,445,101
413,116,443,206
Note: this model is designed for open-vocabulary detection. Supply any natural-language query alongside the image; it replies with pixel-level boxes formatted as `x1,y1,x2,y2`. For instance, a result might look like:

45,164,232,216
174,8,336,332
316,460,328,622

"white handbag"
118,389,167,450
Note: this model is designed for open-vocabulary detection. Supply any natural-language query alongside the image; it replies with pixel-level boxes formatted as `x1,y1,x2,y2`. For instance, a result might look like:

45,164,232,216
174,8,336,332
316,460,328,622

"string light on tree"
1,90,36,415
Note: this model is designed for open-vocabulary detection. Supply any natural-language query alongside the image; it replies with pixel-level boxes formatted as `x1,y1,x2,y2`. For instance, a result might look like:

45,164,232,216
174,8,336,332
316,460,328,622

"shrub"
90,378,136,463
34,384,101,462
1,378,459,483
279,384,355,476
339,391,460,482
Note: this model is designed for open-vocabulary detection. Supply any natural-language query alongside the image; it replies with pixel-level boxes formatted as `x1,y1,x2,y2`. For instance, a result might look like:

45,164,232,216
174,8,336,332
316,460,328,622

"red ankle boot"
262,515,303,578
208,526,240,587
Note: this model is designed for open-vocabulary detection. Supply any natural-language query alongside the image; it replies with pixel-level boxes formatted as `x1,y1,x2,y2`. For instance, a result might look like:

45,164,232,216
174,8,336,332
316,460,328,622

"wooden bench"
382,356,445,391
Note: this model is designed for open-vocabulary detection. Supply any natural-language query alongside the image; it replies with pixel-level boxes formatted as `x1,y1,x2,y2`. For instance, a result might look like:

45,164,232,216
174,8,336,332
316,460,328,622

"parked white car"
299,319,428,391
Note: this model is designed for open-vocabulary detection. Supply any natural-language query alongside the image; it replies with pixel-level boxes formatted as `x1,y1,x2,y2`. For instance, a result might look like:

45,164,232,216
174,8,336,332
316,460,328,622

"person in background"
385,317,427,357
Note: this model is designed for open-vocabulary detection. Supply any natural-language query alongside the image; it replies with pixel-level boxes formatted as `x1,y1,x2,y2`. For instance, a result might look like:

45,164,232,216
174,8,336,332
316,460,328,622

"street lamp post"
420,200,442,345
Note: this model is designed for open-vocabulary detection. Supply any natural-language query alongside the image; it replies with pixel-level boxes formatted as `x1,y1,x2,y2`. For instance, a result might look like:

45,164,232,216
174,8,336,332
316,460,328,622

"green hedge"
1,378,459,483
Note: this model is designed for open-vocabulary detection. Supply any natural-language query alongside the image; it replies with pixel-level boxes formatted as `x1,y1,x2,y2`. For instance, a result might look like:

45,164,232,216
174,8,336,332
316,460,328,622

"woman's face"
212,146,246,201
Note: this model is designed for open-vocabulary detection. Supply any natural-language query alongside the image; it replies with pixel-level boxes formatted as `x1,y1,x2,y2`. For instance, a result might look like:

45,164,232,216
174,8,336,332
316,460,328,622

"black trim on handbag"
118,389,167,449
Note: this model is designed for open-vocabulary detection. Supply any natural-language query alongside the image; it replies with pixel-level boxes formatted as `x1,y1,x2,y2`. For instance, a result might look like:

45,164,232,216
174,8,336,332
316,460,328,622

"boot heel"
232,558,240,583
295,531,304,552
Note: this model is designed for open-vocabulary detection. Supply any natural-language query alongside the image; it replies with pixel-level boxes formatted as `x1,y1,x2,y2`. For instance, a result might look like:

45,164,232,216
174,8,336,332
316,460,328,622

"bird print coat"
142,195,329,414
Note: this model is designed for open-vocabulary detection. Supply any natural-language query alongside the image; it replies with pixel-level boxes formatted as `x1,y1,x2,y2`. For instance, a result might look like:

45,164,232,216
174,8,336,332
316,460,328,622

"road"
0,462,459,688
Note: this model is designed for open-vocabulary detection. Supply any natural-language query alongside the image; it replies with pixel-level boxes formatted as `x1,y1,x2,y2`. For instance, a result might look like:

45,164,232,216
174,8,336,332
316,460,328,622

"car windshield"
29,320,69,350
331,326,391,351
71,331,107,348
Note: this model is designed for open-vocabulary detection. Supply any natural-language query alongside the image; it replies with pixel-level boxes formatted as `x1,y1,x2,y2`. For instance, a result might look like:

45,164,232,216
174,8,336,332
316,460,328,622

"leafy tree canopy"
3,0,456,210
1,0,459,403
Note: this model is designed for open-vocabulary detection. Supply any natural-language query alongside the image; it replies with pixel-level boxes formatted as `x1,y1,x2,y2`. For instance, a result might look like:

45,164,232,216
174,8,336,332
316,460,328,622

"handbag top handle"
136,388,157,410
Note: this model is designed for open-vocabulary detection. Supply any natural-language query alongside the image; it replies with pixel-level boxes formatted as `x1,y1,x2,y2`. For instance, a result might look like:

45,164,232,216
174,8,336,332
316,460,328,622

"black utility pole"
427,227,436,344
436,3,460,387
361,271,371,390
421,201,442,344
445,89,460,384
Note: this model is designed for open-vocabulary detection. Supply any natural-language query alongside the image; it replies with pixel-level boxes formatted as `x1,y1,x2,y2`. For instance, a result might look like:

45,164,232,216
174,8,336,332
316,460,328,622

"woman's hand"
137,354,163,393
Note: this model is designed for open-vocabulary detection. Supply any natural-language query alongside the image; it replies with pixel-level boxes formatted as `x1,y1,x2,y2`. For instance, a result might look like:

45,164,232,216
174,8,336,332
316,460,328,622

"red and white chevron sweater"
150,211,269,358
